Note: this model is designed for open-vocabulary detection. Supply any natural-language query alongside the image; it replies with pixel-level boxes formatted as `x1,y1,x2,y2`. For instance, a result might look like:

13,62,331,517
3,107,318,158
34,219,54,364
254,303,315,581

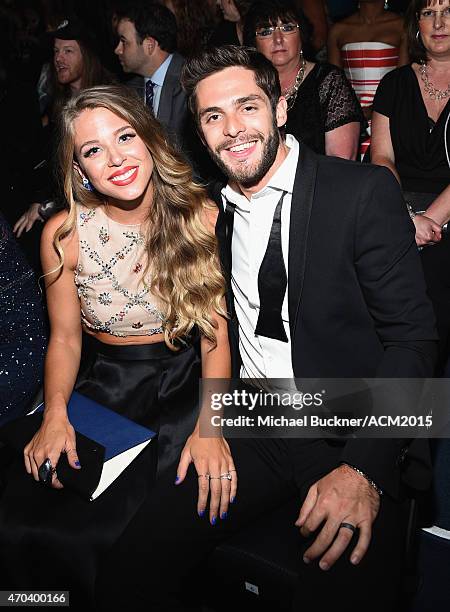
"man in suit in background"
96,46,437,611
114,2,188,150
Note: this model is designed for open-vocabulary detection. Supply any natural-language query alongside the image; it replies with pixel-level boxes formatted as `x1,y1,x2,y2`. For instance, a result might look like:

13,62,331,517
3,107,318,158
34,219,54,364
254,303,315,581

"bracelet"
405,202,416,220
340,462,383,496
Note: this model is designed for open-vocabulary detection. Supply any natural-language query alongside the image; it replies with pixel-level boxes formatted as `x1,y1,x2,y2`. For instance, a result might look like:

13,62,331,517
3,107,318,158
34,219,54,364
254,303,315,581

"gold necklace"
283,55,307,110
419,62,450,101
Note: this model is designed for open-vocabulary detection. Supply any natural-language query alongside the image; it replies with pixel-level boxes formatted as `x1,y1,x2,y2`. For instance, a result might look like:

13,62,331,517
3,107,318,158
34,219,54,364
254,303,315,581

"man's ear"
275,96,288,128
143,36,156,56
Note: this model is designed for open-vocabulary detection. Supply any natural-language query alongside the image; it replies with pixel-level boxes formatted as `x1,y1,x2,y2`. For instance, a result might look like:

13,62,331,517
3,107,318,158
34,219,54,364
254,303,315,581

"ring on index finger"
198,474,211,480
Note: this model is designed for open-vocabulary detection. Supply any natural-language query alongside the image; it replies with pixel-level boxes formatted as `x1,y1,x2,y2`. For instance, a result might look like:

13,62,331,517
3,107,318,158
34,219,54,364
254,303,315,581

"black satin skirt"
0,333,201,608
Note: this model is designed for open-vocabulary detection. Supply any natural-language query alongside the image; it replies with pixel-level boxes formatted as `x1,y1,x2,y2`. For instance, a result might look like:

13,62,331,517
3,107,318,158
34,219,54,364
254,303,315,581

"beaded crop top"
74,203,165,337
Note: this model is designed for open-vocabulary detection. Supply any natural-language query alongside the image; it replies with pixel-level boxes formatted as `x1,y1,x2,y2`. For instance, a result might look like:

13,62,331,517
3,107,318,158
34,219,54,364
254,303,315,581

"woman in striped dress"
328,0,408,158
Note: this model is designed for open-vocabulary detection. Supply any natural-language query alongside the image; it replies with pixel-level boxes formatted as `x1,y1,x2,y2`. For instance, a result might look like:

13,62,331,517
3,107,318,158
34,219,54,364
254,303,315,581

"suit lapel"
213,187,241,374
213,186,234,317
157,53,183,124
288,145,317,339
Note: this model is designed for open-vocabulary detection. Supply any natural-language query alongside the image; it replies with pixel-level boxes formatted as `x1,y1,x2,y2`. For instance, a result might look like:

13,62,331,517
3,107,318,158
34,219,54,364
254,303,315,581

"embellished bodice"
75,204,165,337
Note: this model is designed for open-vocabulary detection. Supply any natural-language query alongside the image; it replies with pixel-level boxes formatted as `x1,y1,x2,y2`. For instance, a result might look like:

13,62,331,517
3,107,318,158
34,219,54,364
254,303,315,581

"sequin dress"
0,214,47,424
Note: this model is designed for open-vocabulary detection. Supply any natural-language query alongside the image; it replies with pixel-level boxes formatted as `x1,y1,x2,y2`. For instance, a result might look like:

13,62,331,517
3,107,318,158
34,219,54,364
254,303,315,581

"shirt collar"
146,53,173,87
221,134,299,208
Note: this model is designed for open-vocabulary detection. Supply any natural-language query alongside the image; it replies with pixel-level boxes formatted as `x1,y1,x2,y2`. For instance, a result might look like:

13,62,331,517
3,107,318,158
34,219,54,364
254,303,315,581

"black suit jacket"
126,53,188,149
213,145,438,500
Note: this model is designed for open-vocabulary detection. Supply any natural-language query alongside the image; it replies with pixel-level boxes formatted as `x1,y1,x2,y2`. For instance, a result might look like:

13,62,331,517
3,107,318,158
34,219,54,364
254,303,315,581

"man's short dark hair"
116,2,177,53
181,45,281,124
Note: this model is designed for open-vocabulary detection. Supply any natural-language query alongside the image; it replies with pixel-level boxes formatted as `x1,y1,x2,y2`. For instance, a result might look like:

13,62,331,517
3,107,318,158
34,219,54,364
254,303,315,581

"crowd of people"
0,0,449,611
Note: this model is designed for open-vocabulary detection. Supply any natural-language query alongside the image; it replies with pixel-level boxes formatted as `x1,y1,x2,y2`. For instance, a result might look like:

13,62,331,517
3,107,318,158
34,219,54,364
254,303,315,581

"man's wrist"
340,462,383,496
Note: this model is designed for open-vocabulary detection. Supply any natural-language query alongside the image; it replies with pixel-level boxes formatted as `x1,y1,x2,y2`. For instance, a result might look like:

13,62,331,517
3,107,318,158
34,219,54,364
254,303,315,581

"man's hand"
13,203,43,238
295,464,380,570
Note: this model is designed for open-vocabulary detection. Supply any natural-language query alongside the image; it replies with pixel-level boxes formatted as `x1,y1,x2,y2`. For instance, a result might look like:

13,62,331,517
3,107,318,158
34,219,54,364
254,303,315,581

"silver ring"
220,472,232,480
197,474,210,480
339,522,357,534
209,475,221,480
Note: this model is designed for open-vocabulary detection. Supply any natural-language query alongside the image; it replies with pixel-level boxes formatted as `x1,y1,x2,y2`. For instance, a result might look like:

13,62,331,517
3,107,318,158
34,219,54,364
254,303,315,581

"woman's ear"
73,161,94,191
276,96,288,128
73,161,84,179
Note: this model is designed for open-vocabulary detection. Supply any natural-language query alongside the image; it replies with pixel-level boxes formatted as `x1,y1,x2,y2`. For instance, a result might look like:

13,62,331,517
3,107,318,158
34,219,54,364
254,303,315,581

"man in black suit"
115,3,188,150
96,46,437,611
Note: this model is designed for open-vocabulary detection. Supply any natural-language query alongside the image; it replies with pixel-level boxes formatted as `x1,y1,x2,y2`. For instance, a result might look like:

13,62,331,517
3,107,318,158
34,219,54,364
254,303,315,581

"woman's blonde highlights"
55,84,226,348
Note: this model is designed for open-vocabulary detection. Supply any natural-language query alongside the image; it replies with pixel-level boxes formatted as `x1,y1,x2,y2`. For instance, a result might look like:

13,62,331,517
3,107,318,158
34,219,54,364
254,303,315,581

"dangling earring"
416,30,421,42
384,0,389,9
82,176,94,191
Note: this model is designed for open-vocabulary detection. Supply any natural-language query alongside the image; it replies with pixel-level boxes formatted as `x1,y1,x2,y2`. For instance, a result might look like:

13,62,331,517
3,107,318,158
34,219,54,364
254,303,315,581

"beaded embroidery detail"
75,205,165,337
99,227,110,245
79,208,96,226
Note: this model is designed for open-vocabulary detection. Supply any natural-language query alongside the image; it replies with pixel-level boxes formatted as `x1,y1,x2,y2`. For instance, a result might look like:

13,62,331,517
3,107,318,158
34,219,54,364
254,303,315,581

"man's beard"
208,120,280,189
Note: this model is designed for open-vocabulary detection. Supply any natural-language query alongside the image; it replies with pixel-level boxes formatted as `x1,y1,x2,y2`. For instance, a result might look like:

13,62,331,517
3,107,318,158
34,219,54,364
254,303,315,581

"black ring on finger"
38,458,54,486
339,522,357,534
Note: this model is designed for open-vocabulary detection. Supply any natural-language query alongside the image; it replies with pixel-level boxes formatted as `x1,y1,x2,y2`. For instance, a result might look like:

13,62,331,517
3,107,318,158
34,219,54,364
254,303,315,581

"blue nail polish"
211,516,217,525
221,511,227,520
175,475,180,484
230,496,235,504
198,509,205,517
75,461,80,467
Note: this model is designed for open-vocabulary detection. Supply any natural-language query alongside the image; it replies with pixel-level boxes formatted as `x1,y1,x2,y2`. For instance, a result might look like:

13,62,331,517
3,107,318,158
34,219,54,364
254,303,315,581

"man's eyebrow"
199,94,264,119
199,106,222,120
79,125,133,151
235,94,264,105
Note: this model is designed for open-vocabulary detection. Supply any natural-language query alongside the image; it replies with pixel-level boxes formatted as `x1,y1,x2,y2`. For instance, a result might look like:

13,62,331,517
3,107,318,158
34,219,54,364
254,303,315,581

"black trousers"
95,436,406,612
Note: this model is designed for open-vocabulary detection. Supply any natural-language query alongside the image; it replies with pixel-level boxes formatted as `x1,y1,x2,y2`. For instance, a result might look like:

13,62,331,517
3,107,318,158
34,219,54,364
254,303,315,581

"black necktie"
254,191,288,342
145,79,155,114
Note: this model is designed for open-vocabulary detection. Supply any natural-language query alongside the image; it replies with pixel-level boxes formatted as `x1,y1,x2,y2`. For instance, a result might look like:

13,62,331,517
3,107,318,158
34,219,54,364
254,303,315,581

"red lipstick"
108,166,139,186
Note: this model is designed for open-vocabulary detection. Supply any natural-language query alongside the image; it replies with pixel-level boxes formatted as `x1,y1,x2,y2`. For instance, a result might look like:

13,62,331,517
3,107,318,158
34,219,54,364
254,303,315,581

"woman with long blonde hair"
0,84,235,605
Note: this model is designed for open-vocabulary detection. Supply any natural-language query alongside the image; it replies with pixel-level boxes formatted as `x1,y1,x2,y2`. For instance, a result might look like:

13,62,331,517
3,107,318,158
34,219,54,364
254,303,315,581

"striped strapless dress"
341,42,400,158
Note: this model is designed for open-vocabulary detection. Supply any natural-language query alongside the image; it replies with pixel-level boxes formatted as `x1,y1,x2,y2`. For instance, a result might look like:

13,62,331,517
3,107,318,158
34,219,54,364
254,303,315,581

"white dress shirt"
221,134,299,379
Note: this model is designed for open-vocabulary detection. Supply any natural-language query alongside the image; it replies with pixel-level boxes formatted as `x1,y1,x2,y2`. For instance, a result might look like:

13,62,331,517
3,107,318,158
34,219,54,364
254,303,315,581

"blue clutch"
1,391,156,501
